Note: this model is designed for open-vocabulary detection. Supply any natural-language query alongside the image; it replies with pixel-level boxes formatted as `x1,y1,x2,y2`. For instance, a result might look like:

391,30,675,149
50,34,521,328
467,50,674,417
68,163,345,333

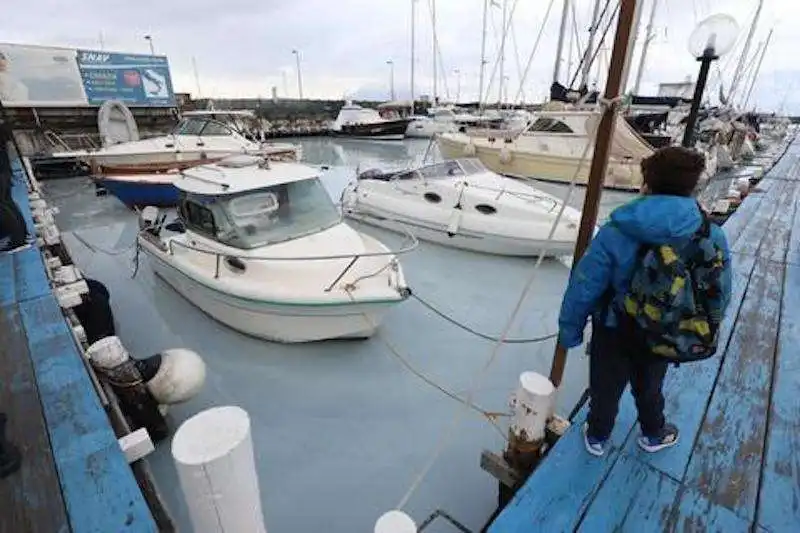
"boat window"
213,177,341,249
393,170,422,181
200,120,235,136
475,204,497,215
529,118,573,133
418,161,464,179
181,200,217,236
173,118,206,136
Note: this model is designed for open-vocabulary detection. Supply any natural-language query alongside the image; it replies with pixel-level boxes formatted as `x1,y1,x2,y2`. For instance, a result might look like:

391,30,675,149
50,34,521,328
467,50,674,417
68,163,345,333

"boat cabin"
359,158,489,182
177,110,264,142
174,156,341,249
333,101,385,128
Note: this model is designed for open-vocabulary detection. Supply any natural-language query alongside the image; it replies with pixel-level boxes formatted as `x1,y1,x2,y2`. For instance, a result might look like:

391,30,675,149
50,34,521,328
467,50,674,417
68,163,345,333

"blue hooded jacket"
557,195,733,349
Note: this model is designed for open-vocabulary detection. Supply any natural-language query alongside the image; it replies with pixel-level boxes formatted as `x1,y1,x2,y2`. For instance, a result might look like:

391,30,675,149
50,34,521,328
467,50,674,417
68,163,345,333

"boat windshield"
415,158,487,179
213,178,341,249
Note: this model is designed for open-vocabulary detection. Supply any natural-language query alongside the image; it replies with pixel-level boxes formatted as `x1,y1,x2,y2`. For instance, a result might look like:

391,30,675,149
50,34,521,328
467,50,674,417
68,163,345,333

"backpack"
615,208,726,362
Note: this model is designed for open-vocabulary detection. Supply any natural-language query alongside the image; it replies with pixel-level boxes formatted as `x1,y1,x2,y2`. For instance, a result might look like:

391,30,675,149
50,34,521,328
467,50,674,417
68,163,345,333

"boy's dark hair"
640,146,706,197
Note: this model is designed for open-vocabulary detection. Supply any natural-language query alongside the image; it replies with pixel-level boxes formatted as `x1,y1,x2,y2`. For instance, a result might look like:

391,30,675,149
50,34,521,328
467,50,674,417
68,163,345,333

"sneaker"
638,423,680,453
583,423,606,457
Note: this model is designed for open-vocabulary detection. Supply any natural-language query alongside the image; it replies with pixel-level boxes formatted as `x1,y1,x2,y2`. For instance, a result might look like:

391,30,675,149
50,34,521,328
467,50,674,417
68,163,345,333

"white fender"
462,142,477,157
499,146,513,164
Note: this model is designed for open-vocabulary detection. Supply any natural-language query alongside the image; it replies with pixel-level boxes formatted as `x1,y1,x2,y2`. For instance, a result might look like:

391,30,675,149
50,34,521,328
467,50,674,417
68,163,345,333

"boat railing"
162,227,419,291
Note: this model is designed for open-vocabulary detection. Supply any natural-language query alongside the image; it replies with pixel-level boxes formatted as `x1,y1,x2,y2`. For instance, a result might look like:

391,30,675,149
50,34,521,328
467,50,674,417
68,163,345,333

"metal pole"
387,60,396,100
292,50,304,99
742,29,773,110
549,0,639,388
479,0,489,107
552,0,570,84
499,0,507,105
432,0,438,104
581,0,603,88
632,0,659,95
191,56,203,98
454,69,461,103
144,35,155,55
681,49,716,148
411,0,416,114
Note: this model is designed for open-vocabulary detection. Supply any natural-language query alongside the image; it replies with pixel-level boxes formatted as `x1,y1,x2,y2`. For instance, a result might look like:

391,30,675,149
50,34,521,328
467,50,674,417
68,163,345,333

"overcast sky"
4,0,798,112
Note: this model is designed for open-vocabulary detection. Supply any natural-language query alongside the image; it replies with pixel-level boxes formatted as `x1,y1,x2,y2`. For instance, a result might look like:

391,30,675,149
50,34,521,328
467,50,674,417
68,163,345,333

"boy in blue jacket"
558,146,732,456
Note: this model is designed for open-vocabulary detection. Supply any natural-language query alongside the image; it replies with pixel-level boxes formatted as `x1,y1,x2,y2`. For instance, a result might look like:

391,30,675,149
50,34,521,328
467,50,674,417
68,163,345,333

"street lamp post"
453,68,461,103
387,60,395,101
682,14,739,148
292,49,304,100
144,35,155,55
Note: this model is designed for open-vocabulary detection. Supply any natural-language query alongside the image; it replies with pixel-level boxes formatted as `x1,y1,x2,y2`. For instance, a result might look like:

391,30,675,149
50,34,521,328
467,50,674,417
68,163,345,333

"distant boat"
136,154,412,343
331,101,411,140
96,171,181,208
341,158,582,256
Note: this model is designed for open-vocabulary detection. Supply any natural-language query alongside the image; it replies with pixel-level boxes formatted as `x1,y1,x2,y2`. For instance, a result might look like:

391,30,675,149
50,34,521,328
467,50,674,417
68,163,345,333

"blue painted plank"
576,452,680,533
18,294,157,533
684,257,783,521
786,180,800,266
758,180,798,263
669,485,753,533
489,392,638,533
623,253,758,480
0,252,15,306
722,183,769,245
733,180,786,255
757,263,800,532
14,246,50,303
10,159,35,234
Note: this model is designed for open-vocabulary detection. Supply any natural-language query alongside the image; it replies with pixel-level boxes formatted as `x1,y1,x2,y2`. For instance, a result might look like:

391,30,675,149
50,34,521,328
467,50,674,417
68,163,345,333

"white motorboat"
341,158,582,257
53,101,302,174
136,155,412,343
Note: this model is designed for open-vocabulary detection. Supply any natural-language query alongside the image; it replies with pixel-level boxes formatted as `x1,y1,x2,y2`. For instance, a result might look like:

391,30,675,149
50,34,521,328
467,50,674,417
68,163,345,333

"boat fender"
499,147,513,164
462,142,477,157
446,204,462,237
134,348,207,405
86,336,170,442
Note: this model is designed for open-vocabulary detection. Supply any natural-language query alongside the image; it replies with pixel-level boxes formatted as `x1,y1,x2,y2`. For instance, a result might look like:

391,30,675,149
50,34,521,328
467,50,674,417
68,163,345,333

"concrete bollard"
374,510,417,533
172,406,267,533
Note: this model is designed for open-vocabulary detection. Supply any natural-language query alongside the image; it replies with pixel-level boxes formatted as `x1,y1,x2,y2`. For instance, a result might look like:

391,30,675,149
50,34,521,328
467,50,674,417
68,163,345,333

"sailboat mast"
742,28,773,110
432,0,438,104
552,0,571,85
620,0,643,94
730,0,763,102
479,0,489,107
411,0,416,114
581,0,603,89
499,0,508,104
632,0,659,95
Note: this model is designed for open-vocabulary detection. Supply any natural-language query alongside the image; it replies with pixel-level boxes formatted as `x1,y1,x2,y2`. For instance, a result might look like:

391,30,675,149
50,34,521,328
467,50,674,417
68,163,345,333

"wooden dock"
0,157,157,532
489,139,800,533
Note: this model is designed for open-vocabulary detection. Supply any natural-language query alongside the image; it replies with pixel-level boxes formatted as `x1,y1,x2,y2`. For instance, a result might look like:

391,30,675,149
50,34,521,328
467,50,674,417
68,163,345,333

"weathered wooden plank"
758,180,798,263
489,392,638,533
722,183,769,245
18,294,157,533
733,180,786,255
0,252,15,306
0,304,70,533
786,180,800,266
576,452,679,532
624,252,758,480
756,263,800,532
684,257,783,521
666,486,753,533
13,246,50,303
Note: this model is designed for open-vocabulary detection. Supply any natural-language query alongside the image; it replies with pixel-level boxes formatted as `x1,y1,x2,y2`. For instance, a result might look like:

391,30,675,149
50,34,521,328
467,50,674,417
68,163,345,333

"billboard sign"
77,50,176,107
0,44,87,106
0,43,176,108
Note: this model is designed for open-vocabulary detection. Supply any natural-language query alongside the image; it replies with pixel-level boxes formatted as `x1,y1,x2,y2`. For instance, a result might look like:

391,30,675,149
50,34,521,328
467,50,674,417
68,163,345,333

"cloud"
3,0,799,112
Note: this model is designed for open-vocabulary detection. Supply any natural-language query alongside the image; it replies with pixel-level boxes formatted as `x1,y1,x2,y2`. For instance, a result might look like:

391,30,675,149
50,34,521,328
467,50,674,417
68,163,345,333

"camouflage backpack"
616,208,726,362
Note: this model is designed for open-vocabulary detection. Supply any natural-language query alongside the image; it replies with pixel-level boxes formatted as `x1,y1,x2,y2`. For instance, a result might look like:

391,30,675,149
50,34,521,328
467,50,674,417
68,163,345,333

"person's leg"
629,353,678,452
585,322,631,444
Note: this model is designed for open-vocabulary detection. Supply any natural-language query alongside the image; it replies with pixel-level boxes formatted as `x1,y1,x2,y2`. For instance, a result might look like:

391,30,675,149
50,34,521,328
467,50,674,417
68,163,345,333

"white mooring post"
510,371,556,443
374,510,417,533
171,406,267,533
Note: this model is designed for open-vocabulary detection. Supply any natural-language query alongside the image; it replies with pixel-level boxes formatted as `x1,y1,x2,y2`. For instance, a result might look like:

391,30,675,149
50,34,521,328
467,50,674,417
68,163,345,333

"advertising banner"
77,50,176,107
0,43,87,106
0,43,177,108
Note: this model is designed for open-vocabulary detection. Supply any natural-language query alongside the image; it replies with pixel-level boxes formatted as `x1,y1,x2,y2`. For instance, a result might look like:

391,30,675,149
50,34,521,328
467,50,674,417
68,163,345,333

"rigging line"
568,0,614,89
411,293,558,345
569,0,620,90
482,0,521,107
512,0,557,105
569,0,585,84
509,18,526,103
427,0,451,100
396,95,605,512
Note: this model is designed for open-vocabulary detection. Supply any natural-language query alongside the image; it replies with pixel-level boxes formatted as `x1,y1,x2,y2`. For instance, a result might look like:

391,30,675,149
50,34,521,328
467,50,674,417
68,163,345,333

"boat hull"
97,177,178,207
437,134,643,191
345,206,575,257
334,119,411,141
141,243,404,343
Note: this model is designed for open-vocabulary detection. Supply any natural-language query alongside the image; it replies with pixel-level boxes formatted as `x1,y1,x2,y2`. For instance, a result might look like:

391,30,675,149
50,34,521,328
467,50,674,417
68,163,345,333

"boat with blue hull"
97,173,180,208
